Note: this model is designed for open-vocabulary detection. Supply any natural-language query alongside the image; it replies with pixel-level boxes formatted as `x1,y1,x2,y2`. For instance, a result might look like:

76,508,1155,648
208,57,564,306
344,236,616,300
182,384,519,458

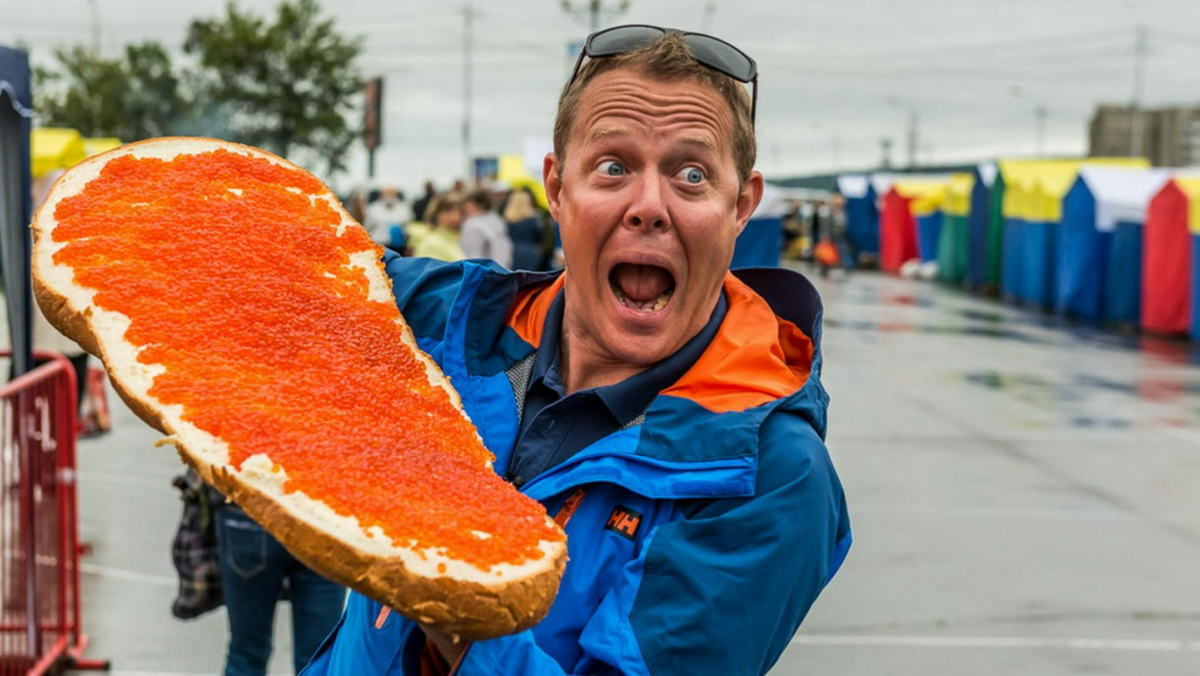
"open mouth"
609,263,675,313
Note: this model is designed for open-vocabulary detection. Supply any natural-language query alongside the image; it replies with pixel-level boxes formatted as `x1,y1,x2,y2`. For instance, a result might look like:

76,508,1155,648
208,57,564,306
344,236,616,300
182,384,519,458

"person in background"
305,23,849,676
214,496,346,676
364,186,408,253
410,193,467,261
411,181,436,225
460,189,513,268
503,189,545,271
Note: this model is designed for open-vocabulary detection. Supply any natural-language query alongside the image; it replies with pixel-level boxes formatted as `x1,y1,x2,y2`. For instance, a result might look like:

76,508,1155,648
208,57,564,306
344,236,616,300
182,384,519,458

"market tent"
1142,178,1200,335
998,158,1148,309
31,127,87,179
497,154,548,208
1194,205,1200,342
837,174,878,259
936,173,973,284
880,178,948,274
1,45,34,376
966,162,996,289
1058,166,1169,322
910,184,947,265
732,182,785,268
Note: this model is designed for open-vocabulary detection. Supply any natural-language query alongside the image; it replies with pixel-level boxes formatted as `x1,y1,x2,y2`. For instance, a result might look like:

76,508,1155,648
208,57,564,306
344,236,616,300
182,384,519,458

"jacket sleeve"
454,408,851,676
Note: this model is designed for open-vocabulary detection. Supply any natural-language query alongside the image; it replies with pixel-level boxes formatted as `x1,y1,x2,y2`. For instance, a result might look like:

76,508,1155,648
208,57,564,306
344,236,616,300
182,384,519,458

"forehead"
569,68,735,148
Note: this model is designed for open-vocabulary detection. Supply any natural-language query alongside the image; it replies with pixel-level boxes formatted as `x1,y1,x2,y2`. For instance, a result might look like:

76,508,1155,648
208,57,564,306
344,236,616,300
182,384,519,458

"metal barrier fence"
0,353,107,674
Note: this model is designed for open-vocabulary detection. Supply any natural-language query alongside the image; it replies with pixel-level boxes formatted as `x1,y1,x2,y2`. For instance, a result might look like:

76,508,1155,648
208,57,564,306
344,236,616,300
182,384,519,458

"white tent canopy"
836,174,870,199
1076,166,1172,232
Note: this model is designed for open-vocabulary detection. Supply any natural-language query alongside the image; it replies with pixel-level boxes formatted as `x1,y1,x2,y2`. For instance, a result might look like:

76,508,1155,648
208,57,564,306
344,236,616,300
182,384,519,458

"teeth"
614,286,672,312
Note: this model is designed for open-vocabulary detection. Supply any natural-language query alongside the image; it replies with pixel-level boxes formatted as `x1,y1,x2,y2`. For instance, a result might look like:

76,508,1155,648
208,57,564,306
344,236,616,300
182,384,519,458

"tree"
34,42,190,141
185,0,364,175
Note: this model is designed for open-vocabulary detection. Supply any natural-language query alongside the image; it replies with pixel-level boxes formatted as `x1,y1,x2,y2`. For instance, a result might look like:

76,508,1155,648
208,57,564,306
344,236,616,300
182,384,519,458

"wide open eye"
598,160,626,177
678,166,705,184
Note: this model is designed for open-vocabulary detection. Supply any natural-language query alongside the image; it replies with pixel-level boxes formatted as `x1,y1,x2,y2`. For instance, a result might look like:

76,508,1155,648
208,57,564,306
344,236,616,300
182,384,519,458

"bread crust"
30,137,566,640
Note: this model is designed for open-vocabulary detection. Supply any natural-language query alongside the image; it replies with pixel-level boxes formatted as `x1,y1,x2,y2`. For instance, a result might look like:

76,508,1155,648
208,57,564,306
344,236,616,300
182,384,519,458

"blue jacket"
304,255,851,675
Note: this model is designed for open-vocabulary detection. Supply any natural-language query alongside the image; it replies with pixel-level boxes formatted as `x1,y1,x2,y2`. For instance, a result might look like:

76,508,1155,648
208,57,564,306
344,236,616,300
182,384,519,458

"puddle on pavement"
825,319,1049,344
961,370,1200,430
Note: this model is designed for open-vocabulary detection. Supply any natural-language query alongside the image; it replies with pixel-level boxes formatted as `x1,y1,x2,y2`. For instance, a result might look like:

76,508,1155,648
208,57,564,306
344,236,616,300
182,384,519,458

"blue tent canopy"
965,162,995,289
1057,167,1169,322
837,174,878,258
732,183,786,268
0,45,34,377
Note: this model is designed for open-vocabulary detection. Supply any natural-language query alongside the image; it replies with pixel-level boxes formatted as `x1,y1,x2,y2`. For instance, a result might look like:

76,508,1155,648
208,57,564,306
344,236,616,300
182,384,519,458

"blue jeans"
216,505,346,676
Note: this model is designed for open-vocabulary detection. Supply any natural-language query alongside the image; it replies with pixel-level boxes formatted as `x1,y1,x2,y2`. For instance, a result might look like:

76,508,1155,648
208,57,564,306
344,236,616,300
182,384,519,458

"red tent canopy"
880,189,918,274
1141,180,1195,335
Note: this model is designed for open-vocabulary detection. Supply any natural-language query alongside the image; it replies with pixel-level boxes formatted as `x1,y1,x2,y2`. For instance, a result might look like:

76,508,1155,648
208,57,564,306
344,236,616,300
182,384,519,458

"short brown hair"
424,193,463,224
553,32,756,184
465,189,492,212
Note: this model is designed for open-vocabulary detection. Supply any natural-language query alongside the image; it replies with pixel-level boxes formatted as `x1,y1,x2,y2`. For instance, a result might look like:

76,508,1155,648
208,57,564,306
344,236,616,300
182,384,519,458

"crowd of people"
346,179,561,272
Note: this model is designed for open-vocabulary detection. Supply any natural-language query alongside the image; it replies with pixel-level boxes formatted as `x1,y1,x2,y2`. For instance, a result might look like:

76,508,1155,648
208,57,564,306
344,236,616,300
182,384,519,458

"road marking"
79,561,176,587
849,504,1200,524
792,634,1200,651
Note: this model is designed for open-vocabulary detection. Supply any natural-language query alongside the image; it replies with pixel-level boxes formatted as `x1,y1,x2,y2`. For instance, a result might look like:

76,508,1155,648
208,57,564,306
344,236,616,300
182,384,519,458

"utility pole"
906,110,919,169
1035,105,1047,156
87,0,101,53
462,3,473,181
561,0,631,33
701,1,717,32
1131,24,1147,158
880,138,894,170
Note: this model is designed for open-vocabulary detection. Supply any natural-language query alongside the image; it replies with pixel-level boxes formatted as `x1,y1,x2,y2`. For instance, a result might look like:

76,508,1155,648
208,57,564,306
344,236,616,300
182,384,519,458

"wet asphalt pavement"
64,264,1200,675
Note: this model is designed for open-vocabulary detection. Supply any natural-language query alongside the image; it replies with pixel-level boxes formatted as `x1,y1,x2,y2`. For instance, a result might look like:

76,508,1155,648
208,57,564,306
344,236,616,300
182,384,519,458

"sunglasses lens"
588,25,665,57
683,36,756,82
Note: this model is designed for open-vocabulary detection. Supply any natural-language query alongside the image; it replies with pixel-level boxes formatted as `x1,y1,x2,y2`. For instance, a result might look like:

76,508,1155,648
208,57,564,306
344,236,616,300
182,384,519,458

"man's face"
545,68,763,378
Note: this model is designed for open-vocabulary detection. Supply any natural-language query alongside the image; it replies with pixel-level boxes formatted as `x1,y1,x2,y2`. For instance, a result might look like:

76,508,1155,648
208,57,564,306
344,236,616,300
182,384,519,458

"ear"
543,153,563,223
734,171,765,236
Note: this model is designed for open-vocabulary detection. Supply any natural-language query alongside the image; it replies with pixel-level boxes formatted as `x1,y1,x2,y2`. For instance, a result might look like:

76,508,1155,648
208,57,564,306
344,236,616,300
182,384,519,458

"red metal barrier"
0,353,108,674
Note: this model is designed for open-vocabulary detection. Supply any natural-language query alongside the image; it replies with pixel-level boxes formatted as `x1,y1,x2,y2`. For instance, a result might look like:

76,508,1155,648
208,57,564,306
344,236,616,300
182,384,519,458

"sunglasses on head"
566,24,759,126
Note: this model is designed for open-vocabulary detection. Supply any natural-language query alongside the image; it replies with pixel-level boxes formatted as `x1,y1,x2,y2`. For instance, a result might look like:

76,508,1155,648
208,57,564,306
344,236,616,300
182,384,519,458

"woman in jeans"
216,503,345,675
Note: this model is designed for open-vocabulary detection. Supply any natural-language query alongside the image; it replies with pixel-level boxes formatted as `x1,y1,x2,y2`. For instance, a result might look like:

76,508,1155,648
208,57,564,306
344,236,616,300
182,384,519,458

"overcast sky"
5,0,1200,194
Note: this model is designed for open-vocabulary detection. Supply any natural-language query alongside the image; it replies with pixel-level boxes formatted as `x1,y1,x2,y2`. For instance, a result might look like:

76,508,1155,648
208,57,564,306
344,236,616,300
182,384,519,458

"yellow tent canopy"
944,174,974,217
31,128,87,179
497,154,548,209
894,179,951,217
1176,177,1200,235
999,157,1149,222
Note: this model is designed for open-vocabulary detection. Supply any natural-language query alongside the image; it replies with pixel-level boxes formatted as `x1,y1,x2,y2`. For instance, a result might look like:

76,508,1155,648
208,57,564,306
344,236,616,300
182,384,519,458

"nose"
624,173,669,231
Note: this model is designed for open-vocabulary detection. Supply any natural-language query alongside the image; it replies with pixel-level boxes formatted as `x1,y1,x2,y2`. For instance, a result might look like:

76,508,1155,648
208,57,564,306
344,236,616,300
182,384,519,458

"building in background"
1089,104,1200,167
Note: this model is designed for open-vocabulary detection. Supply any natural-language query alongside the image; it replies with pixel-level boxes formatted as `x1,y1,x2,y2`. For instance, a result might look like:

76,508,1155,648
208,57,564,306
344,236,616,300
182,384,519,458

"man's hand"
422,625,469,666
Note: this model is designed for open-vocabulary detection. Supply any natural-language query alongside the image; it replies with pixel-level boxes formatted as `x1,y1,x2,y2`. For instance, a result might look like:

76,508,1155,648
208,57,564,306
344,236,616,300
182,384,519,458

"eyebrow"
589,126,718,152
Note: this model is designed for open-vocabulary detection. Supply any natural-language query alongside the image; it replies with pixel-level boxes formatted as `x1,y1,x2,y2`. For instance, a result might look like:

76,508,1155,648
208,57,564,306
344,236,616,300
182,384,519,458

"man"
460,189,514,268
304,25,850,675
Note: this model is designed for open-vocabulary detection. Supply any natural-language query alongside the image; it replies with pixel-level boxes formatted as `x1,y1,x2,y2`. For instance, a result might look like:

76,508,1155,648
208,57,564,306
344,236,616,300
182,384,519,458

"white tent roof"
976,162,997,188
1077,166,1171,232
836,174,870,199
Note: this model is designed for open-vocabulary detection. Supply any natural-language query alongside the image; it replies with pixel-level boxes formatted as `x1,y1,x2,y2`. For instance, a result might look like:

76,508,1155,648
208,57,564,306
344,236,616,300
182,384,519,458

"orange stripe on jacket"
505,275,565,348
661,273,813,413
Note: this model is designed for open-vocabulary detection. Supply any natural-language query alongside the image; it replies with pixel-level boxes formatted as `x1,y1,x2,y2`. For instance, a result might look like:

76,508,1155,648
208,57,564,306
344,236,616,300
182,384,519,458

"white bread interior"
30,137,566,640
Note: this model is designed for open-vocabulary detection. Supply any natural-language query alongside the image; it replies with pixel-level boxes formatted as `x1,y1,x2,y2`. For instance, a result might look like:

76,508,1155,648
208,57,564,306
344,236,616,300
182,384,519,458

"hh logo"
605,505,642,541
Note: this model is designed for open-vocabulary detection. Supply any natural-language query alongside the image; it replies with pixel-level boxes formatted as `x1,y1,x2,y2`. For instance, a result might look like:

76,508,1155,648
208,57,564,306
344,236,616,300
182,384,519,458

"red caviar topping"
53,149,562,569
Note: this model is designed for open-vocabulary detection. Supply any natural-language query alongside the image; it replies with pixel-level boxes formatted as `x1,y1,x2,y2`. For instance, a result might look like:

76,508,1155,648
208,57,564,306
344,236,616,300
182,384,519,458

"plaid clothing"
171,468,225,619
